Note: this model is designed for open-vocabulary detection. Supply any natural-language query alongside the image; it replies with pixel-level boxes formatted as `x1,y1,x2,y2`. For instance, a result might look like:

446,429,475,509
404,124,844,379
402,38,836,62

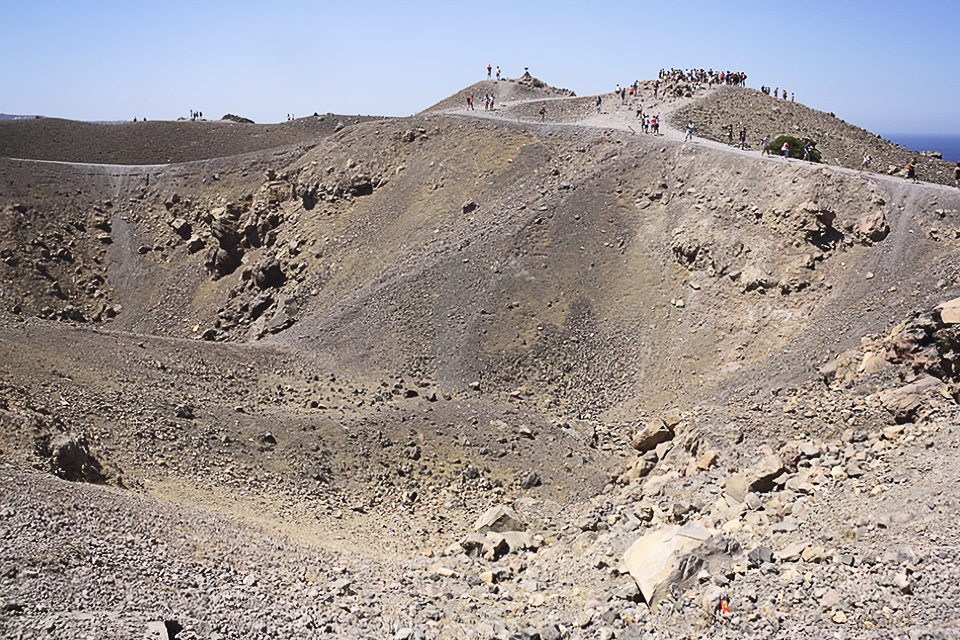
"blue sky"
2,0,957,135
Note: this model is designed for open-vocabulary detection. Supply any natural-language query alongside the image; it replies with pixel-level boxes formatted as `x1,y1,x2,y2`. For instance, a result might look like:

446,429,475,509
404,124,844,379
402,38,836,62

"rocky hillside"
2,77,960,639
672,86,958,186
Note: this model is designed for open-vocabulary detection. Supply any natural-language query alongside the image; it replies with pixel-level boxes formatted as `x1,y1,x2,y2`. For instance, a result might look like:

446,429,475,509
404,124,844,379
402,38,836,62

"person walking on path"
761,136,771,156
803,141,812,161
685,122,695,142
738,128,746,149
860,153,871,172
907,159,917,182
782,141,790,160
652,115,659,135
596,96,602,113
539,105,546,121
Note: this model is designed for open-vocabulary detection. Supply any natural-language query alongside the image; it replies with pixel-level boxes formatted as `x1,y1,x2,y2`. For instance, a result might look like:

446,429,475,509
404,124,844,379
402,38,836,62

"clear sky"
2,0,957,135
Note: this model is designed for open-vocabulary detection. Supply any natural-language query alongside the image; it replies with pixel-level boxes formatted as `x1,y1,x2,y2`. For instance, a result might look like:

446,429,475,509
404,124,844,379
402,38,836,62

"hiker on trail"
490,95,495,110
803,141,812,161
907,159,917,182
596,96,602,113
643,116,650,133
686,122,695,141
782,141,791,159
954,162,960,188
727,126,733,144
738,129,746,149
496,66,501,81
467,95,473,110
652,115,659,135
860,153,871,171
539,105,546,121
636,104,643,119
761,136,771,155
487,65,492,79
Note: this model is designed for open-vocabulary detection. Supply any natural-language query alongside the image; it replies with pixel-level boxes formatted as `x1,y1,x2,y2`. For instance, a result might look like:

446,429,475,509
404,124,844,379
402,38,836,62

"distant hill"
0,114,385,164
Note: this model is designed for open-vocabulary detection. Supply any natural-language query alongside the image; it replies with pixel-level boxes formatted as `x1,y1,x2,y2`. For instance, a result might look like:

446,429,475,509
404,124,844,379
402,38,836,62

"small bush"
770,135,821,163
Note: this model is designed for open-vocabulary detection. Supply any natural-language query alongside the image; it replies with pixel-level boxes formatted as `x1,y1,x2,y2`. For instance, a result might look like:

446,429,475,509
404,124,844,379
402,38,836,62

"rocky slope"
2,76,960,639
672,85,958,186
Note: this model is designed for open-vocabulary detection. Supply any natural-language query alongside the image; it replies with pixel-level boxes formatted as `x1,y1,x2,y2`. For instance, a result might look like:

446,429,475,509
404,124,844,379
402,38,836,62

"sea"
884,133,960,162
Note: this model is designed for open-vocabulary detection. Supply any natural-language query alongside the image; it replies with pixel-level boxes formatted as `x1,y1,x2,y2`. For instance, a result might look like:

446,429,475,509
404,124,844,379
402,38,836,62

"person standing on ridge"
487,65,492,79
496,66,500,81
596,95,602,113
907,159,917,182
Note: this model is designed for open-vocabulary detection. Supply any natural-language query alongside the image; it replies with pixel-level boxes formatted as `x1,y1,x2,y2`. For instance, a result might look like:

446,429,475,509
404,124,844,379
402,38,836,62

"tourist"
686,122,695,142
954,162,960,188
761,136,771,156
487,65,491,79
652,115,659,135
907,159,917,182
782,141,790,160
803,141,812,161
539,105,546,121
596,96,602,113
496,66,501,81
738,129,746,149
860,153,871,171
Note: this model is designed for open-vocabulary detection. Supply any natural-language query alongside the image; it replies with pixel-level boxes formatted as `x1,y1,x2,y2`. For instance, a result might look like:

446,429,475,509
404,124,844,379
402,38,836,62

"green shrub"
770,135,822,163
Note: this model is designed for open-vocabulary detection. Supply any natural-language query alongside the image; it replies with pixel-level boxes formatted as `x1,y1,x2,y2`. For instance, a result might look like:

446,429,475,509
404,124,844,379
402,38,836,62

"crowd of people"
659,68,747,87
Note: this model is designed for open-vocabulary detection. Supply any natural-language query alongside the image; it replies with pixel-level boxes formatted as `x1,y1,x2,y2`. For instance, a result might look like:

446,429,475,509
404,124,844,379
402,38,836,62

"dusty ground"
2,74,960,639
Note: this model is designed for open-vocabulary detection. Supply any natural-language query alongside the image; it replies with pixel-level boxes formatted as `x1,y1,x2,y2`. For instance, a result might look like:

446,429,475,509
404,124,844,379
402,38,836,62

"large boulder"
254,254,284,289
474,505,526,534
632,419,673,452
620,521,739,610
266,296,298,334
935,297,960,325
725,454,783,502
857,210,889,244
